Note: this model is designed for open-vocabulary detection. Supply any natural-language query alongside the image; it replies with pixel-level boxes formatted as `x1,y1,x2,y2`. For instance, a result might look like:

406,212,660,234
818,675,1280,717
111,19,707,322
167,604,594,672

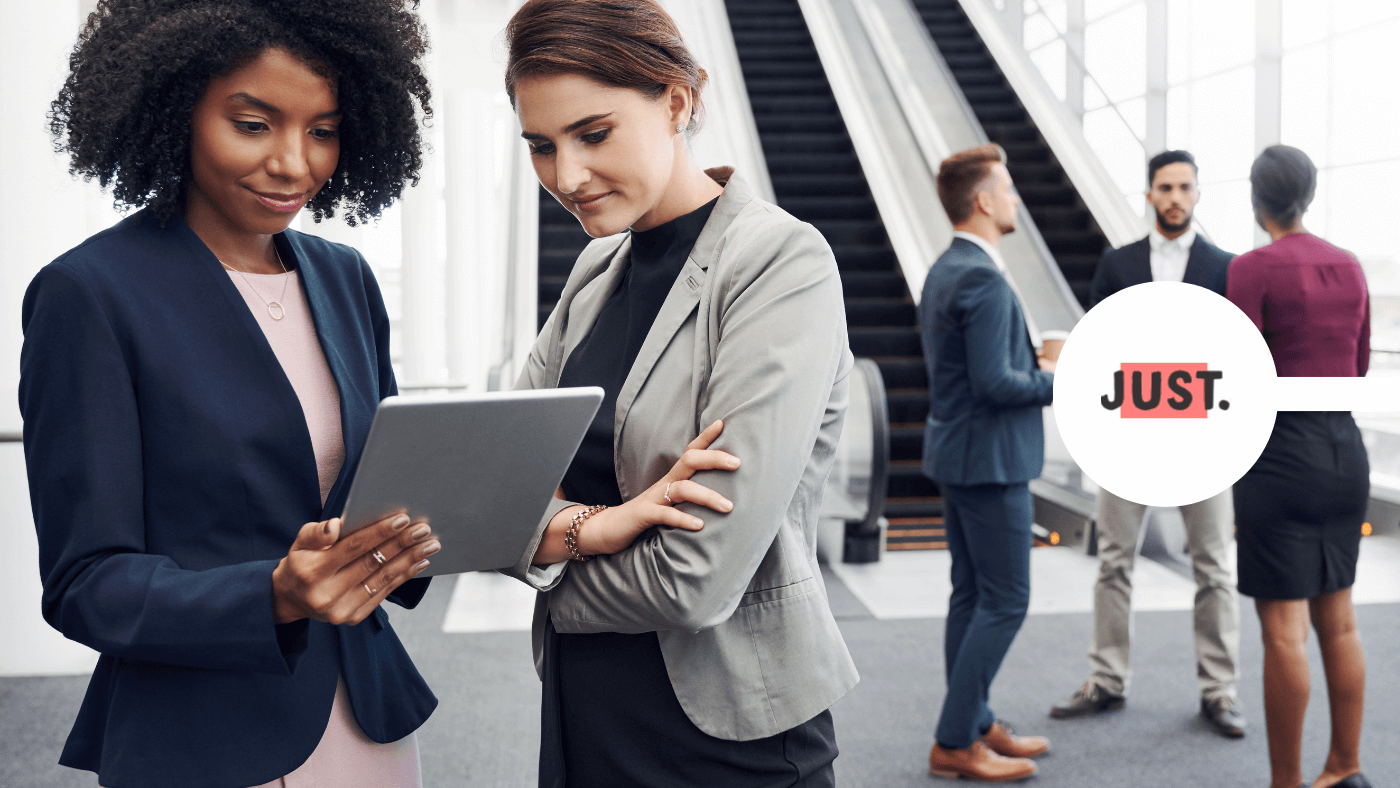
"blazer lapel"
281,232,371,516
172,216,323,516
1131,238,1153,285
1181,235,1208,288
545,237,633,386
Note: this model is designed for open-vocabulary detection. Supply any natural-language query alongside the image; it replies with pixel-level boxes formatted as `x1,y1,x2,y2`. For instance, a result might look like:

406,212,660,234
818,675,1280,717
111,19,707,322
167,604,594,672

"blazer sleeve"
546,221,849,634
20,264,304,675
360,254,431,610
960,266,1054,408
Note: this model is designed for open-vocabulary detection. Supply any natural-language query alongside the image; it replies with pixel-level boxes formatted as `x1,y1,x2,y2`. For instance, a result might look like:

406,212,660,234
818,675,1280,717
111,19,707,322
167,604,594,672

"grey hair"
1250,145,1317,228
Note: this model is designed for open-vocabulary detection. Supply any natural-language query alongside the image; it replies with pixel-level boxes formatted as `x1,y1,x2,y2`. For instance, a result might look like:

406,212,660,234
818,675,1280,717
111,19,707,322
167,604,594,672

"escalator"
726,0,944,551
912,0,1108,309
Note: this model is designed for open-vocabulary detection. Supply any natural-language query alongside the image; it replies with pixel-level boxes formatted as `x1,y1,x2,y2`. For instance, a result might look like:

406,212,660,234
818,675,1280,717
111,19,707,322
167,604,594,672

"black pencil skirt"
538,619,837,788
1233,411,1370,601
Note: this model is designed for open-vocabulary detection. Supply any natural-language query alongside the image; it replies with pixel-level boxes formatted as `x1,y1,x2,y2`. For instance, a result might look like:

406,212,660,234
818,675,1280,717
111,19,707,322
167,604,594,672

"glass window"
1085,104,1148,200
1322,160,1400,294
1085,3,1147,103
1195,178,1253,255
1328,18,1400,167
1280,42,1330,169
1331,0,1400,36
1183,0,1254,80
1030,38,1069,102
1281,0,1329,49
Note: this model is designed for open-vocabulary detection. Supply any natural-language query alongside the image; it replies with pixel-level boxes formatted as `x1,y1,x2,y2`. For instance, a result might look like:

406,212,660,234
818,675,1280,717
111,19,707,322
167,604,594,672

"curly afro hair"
50,0,433,226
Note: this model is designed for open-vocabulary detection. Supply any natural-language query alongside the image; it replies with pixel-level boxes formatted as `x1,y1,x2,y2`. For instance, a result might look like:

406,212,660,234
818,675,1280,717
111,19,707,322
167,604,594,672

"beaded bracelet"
565,504,608,562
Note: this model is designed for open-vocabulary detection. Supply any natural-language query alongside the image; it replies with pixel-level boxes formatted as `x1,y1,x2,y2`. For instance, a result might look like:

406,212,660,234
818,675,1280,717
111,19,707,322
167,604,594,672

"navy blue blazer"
19,210,435,788
1087,233,1233,307
918,238,1055,487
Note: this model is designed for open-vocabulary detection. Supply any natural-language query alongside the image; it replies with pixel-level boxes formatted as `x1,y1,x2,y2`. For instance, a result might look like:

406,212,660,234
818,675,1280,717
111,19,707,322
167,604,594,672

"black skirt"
1233,411,1369,601
539,619,837,788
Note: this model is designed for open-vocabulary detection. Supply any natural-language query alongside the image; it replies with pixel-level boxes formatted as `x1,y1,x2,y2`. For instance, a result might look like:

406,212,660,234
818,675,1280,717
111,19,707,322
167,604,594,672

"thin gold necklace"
220,248,290,320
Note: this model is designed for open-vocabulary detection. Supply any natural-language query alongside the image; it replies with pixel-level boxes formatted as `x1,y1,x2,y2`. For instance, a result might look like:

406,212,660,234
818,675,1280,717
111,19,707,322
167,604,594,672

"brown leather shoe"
928,740,1037,782
982,720,1050,758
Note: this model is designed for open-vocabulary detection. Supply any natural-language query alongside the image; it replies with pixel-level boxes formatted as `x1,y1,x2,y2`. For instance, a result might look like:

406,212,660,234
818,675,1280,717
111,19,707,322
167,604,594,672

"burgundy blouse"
1227,232,1370,378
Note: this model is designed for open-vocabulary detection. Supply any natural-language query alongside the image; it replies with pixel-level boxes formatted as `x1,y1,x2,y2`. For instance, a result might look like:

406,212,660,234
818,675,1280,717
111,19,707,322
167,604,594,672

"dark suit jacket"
19,210,435,788
1088,233,1233,307
918,238,1055,487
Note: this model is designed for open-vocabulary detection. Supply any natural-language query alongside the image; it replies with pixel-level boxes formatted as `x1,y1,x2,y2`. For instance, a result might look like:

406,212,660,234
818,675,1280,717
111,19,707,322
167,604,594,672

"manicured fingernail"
412,559,430,573
411,525,431,541
322,521,333,536
721,500,733,511
692,517,704,528
421,540,441,557
392,515,410,531
727,458,741,468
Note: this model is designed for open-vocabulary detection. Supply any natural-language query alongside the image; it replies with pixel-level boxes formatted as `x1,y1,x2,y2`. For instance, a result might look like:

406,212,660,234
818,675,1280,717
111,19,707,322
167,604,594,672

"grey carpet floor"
2,568,1396,787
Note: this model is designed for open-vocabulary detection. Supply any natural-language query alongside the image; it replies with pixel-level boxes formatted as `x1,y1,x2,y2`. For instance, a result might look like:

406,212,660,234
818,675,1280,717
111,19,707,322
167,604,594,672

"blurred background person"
1053,150,1246,739
920,144,1056,782
22,2,443,786
1229,145,1372,788
501,1,858,786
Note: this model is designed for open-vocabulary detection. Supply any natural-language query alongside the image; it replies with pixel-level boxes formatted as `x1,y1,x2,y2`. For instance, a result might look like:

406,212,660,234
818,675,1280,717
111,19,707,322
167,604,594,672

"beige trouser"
1088,487,1240,701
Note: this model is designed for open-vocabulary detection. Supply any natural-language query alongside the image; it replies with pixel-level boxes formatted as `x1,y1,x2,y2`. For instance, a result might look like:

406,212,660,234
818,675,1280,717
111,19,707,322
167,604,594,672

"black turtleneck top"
556,196,719,506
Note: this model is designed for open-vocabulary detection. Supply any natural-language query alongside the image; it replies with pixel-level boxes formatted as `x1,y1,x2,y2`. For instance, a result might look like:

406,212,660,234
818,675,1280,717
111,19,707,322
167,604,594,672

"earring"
676,124,685,133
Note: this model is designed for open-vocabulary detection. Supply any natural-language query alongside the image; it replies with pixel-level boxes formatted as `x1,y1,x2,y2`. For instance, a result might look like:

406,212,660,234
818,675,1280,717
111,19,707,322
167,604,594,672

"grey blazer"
507,170,859,741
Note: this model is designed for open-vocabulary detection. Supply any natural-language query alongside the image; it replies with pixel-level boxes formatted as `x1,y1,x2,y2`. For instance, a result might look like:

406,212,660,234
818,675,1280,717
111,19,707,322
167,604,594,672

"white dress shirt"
1148,226,1196,283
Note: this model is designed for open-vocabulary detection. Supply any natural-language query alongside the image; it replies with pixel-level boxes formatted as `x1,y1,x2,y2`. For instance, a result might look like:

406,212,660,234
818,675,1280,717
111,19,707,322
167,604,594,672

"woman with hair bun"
1228,145,1373,788
25,2,441,786
499,0,858,785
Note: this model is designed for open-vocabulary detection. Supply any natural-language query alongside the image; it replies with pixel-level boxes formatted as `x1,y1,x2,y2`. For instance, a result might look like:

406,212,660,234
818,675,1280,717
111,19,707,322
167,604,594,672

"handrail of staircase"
820,358,891,563
853,0,1082,333
956,0,1143,249
795,0,949,304
663,0,777,202
0,432,19,443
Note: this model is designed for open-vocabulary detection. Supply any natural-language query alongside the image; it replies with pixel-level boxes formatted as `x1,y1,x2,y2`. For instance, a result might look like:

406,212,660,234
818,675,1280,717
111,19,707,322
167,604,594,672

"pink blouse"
228,269,421,788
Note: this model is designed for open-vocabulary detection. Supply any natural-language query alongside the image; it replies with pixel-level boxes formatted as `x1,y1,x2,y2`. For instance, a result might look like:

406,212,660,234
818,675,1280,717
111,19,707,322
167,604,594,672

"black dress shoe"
1331,773,1374,788
1201,695,1246,738
1049,681,1125,718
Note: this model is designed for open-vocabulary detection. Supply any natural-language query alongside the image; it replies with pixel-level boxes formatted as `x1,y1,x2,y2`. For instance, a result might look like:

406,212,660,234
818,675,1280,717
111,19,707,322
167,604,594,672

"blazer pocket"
738,576,818,608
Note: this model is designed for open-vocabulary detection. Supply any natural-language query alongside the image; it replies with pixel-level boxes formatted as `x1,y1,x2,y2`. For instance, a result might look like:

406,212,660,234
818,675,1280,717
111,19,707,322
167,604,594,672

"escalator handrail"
851,357,890,538
853,0,1082,331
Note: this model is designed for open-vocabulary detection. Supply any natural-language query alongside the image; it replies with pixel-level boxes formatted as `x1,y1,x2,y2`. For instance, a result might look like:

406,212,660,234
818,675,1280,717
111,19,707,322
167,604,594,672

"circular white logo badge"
1053,282,1278,506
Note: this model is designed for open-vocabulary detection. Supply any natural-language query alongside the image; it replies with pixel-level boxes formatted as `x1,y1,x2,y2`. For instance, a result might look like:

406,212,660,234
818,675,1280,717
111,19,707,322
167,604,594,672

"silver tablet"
340,387,603,576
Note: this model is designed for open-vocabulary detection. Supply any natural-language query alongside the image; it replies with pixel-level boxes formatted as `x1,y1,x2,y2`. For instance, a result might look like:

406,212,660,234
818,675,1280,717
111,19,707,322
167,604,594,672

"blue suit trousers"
935,482,1033,749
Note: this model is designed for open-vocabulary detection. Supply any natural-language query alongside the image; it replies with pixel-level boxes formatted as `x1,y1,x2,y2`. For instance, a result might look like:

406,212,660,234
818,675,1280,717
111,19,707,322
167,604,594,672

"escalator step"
763,152,863,175
829,245,899,270
772,173,872,196
845,297,916,328
888,461,940,497
889,423,925,461
849,327,923,358
873,357,928,389
781,195,878,221
758,133,856,154
841,271,908,298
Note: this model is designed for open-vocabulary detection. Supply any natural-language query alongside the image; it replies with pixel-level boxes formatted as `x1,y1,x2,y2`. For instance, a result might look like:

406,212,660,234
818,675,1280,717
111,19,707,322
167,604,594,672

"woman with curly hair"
24,2,441,786
500,1,858,785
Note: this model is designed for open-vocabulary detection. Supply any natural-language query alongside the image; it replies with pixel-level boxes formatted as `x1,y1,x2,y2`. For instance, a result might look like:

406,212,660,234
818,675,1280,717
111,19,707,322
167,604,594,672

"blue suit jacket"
19,211,435,788
918,237,1055,487
1088,233,1233,307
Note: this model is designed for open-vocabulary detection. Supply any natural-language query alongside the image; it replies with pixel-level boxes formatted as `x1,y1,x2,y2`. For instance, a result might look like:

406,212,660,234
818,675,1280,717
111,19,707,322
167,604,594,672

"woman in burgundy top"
1227,145,1372,788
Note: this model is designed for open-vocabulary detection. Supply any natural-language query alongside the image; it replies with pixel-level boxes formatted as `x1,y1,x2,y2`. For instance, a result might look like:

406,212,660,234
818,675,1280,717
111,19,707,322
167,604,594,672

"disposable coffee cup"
1039,330,1069,362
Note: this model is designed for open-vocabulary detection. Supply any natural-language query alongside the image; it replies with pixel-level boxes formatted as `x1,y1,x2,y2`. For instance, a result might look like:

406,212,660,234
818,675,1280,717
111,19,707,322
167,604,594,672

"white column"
1144,0,1168,159
1254,0,1282,248
1065,0,1086,125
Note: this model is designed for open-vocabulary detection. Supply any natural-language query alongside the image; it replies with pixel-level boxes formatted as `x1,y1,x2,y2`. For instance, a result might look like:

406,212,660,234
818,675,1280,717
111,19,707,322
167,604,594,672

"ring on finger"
372,549,387,566
364,583,377,596
664,482,674,504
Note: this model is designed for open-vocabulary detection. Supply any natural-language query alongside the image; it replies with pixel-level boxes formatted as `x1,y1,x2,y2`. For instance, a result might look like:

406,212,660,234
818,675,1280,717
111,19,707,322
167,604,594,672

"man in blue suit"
920,144,1055,782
